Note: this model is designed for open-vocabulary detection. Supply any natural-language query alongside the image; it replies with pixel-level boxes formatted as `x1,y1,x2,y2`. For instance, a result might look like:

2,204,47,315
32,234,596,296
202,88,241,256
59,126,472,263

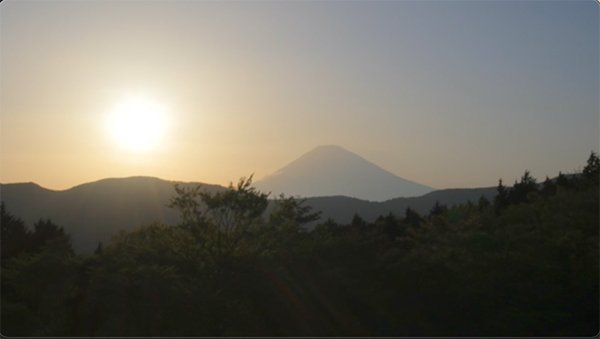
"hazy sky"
1,0,598,190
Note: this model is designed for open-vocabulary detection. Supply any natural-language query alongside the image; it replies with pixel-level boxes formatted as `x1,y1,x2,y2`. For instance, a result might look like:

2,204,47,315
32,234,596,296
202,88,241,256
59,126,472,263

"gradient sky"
1,0,598,190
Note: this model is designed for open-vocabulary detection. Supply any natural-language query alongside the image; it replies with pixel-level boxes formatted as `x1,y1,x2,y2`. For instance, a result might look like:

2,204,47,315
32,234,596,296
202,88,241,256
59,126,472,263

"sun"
106,95,169,152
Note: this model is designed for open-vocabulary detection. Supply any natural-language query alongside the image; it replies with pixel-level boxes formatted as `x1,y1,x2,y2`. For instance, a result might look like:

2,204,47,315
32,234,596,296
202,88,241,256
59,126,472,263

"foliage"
169,175,269,257
1,203,31,263
494,178,509,214
1,232,77,336
583,151,599,184
1,204,72,265
269,194,321,227
429,200,447,217
508,170,538,204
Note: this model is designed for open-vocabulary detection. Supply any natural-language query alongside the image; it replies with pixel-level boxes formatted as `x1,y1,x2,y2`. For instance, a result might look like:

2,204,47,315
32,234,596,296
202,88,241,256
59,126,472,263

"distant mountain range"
0,177,223,254
0,177,495,254
255,145,434,201
304,187,496,225
1,145,500,253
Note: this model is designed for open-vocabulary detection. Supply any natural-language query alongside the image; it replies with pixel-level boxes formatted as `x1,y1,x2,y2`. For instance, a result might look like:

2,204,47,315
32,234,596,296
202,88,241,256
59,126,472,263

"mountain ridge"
0,177,226,253
1,176,495,253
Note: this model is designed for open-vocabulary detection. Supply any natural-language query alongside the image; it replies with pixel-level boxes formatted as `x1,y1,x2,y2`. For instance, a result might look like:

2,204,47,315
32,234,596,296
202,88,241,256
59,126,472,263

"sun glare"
106,95,169,152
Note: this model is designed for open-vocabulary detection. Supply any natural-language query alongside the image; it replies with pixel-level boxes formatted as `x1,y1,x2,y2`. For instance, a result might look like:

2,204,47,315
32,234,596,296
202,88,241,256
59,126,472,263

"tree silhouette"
170,175,269,256
583,151,599,183
350,213,367,235
1,203,33,263
477,195,490,211
404,207,422,227
31,219,72,254
541,176,556,196
94,242,103,255
429,200,447,217
380,213,400,240
555,171,571,189
269,194,321,227
508,170,538,205
494,179,509,214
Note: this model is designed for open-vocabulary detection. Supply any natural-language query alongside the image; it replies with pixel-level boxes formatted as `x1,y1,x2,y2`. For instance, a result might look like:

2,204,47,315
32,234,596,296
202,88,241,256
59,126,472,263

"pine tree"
405,207,422,227
541,176,556,196
94,242,104,255
429,200,447,217
494,179,509,214
556,171,571,189
477,195,490,211
1,203,33,263
582,151,599,185
508,170,538,204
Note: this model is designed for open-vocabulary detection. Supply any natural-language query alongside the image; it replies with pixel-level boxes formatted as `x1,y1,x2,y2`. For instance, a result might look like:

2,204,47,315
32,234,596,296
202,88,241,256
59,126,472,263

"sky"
1,0,598,190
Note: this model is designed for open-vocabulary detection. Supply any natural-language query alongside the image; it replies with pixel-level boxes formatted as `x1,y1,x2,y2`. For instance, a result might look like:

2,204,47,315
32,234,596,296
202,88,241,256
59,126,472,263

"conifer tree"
494,179,509,214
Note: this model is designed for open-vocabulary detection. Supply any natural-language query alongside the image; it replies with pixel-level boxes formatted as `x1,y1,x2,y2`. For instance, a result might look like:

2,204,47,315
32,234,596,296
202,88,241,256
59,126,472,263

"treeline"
1,153,598,336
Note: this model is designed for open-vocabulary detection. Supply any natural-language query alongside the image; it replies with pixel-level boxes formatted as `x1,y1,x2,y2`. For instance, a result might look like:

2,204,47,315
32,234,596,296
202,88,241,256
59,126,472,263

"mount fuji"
255,145,434,201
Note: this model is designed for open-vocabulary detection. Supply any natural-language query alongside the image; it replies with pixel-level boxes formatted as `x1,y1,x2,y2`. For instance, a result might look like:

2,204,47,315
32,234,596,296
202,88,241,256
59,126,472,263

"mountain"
1,176,494,254
255,145,434,201
303,187,497,226
0,177,225,253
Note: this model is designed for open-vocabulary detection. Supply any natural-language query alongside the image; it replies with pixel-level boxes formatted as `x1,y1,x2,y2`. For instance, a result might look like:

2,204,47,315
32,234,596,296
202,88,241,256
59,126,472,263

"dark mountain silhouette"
255,145,434,201
303,187,497,227
1,176,495,253
0,177,225,253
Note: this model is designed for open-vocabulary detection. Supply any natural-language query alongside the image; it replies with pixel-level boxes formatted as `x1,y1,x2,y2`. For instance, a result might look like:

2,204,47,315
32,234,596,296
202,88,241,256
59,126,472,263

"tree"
1,203,33,263
582,151,599,184
541,176,556,196
170,175,269,256
508,170,538,205
314,218,341,236
350,213,367,234
494,179,509,214
404,207,422,227
94,242,103,255
1,215,76,336
555,171,571,189
269,194,321,228
351,213,366,227
31,219,72,254
381,213,400,240
477,195,490,211
257,194,321,256
429,201,447,217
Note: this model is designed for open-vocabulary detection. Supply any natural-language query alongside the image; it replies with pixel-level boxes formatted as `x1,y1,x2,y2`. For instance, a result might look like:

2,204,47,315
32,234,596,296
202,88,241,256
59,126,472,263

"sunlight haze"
1,0,598,190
